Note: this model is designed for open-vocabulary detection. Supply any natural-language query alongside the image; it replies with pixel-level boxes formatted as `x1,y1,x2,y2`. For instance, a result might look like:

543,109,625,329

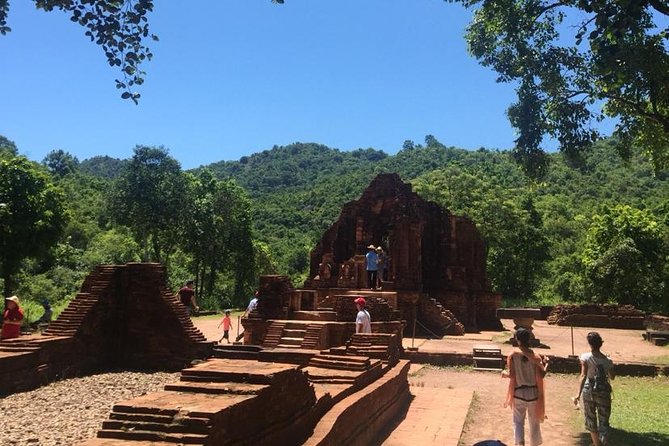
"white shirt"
580,352,613,379
246,297,258,314
356,309,372,334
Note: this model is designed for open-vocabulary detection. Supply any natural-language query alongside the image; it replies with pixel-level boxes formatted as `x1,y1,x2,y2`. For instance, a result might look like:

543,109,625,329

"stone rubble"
0,370,178,446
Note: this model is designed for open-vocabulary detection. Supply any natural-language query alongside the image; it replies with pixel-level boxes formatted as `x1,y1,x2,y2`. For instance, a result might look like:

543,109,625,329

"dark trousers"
367,270,377,289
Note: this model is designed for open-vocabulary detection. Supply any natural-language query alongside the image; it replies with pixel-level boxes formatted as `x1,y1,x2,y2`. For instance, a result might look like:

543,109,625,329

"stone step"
308,357,369,372
275,343,301,349
279,337,303,346
101,420,210,435
109,412,211,427
164,381,269,395
282,329,306,337
97,428,207,444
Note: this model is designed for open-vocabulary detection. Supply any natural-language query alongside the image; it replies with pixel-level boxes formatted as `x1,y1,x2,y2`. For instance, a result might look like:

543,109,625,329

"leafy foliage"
0,0,157,102
448,0,669,177
0,157,68,295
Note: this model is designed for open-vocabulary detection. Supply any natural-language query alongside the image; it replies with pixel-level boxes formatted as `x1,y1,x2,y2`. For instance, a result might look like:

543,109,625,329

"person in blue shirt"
365,245,378,290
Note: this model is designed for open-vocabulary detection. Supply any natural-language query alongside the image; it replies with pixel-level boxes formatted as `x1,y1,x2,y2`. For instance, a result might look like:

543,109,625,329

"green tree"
43,149,80,177
181,170,255,306
0,157,68,295
581,204,667,310
450,0,669,176
110,145,186,262
0,135,18,159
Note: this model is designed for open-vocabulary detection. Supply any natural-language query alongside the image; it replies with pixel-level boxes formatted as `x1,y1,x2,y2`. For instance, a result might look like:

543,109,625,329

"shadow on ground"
576,428,669,446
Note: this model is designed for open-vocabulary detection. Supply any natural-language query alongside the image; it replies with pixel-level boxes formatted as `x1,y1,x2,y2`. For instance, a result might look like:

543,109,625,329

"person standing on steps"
502,327,549,446
573,332,614,446
365,245,378,290
354,297,372,334
177,280,199,316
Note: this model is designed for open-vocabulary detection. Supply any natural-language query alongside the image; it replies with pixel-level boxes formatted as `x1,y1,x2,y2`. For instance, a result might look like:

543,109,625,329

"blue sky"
0,1,524,170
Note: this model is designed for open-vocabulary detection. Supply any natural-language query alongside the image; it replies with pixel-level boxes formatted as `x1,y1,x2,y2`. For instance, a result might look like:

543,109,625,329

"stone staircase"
303,353,383,385
262,321,326,350
418,294,465,336
159,290,207,343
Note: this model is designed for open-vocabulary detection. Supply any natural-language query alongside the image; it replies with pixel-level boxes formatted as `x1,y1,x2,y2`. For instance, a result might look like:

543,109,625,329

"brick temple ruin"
302,173,501,335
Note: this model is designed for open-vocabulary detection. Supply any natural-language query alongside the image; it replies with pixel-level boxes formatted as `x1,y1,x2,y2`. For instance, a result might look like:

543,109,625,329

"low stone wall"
303,360,411,446
646,314,669,331
547,304,646,329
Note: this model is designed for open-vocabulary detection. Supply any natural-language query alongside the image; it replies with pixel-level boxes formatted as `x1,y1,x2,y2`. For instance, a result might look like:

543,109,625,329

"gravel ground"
0,371,179,446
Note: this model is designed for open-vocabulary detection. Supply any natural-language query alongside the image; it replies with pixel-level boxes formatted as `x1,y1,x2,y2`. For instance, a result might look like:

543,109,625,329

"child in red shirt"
2,296,24,340
217,310,233,344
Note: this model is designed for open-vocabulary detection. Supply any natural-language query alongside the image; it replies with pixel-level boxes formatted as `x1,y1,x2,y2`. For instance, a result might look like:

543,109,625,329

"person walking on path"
365,245,378,290
502,328,549,446
573,332,615,446
217,310,233,344
1,296,24,340
177,280,199,316
354,297,372,334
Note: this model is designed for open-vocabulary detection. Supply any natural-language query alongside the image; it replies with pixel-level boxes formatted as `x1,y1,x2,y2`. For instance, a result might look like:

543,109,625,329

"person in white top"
573,332,615,446
354,297,372,334
502,328,549,446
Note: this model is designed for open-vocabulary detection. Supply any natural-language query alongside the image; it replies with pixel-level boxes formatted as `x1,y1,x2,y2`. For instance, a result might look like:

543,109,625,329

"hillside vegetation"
1,136,667,313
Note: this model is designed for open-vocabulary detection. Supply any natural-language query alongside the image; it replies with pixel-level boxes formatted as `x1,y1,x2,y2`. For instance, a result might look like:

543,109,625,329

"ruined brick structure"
0,263,211,395
305,173,501,332
547,304,646,329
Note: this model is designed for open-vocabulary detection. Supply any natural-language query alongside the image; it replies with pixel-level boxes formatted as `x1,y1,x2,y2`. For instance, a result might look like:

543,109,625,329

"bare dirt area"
0,371,179,446
409,366,584,446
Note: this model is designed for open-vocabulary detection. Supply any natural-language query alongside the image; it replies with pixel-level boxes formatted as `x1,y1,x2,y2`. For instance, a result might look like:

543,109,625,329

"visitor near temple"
376,246,387,288
31,299,53,328
354,297,372,334
244,290,259,317
217,310,233,344
365,244,378,290
573,332,614,446
177,280,199,316
502,328,549,446
1,296,24,340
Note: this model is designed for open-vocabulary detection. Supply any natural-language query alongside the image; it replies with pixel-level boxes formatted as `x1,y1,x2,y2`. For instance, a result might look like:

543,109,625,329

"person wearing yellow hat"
2,296,24,340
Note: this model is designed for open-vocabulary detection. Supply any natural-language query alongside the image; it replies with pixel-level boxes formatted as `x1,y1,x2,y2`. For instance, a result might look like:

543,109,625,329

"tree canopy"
450,0,669,176
0,156,68,295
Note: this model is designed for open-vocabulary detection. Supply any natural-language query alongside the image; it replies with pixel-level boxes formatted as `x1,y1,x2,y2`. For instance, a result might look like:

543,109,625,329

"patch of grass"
492,331,512,344
458,391,480,446
606,376,669,445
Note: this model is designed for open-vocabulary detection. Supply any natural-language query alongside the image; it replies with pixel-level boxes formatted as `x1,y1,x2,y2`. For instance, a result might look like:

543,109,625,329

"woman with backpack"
573,332,615,446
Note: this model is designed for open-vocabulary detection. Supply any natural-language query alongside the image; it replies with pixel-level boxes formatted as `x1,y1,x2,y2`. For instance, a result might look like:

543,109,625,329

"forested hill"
200,137,669,310
2,136,667,314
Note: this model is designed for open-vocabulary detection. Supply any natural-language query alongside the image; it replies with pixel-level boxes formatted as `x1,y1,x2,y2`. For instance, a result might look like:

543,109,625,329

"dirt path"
409,366,586,446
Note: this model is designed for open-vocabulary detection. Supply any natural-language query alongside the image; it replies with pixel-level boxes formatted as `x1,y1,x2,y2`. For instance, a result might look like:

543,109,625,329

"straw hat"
5,295,19,305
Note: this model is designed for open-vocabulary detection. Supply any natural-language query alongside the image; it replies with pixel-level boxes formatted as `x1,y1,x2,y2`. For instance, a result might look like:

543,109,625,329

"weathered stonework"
0,263,212,395
304,173,501,332
547,304,646,329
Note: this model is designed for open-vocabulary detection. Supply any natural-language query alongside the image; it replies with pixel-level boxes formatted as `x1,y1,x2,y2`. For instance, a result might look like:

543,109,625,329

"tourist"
502,328,549,446
217,310,233,344
354,297,372,334
1,296,24,340
365,244,378,290
177,280,199,316
30,299,53,329
376,246,387,288
243,290,259,317
573,332,614,446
